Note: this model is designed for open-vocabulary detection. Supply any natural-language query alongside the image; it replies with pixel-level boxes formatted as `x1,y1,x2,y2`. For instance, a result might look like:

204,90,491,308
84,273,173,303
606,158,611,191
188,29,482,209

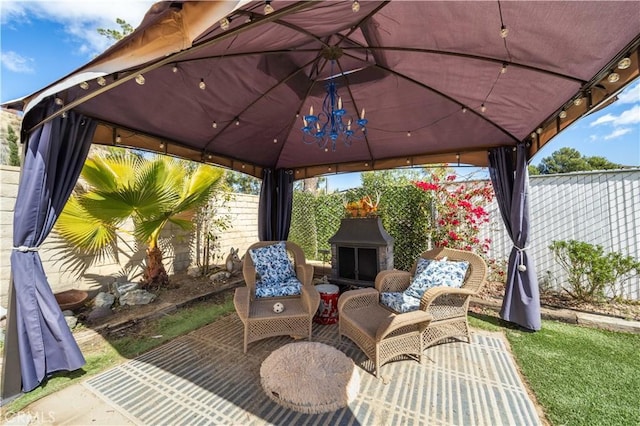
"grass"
470,313,640,426
4,293,235,415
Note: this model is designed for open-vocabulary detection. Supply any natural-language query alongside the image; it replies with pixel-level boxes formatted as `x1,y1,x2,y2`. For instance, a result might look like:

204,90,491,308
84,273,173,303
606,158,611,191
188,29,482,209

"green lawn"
470,314,640,426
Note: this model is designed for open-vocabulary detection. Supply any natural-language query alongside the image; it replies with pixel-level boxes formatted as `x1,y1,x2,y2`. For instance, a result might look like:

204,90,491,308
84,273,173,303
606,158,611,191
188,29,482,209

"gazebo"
2,0,639,401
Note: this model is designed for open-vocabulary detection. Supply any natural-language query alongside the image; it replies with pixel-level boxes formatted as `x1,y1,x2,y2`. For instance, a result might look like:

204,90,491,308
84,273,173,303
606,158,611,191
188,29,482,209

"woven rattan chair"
338,289,432,378
375,247,488,350
234,241,320,353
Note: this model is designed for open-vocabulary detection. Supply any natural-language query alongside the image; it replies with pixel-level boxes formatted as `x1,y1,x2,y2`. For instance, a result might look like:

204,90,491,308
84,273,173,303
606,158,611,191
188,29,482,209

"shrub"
549,240,640,302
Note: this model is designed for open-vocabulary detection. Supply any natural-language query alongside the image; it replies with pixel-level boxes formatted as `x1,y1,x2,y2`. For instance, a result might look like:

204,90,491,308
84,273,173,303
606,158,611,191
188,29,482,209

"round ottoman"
260,342,360,414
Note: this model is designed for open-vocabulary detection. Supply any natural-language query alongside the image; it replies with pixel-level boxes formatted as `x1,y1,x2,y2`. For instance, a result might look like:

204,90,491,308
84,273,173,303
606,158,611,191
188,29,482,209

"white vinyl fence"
481,169,640,300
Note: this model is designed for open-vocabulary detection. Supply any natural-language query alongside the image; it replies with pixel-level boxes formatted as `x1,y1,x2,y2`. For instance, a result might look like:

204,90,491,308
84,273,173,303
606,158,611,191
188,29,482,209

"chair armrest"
375,270,411,293
234,287,250,320
296,263,314,286
301,283,320,314
376,310,432,341
338,288,379,312
419,286,477,310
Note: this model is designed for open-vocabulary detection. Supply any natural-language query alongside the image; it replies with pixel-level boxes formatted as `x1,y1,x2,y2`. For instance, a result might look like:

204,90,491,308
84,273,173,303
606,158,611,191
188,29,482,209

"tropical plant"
54,150,224,289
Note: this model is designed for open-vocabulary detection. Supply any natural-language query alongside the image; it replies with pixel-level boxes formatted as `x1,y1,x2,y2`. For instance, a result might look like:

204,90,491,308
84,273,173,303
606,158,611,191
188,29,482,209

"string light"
172,65,178,73
115,134,122,143
536,127,543,134
159,142,165,149
264,1,274,14
199,78,206,90
97,76,106,86
559,110,567,119
500,63,508,74
462,107,467,113
607,71,620,83
54,97,64,106
235,118,240,126
135,74,146,85
480,104,486,113
220,17,231,31
79,81,89,90
573,97,583,106
352,1,360,12
500,25,509,38
212,121,218,128
407,131,411,137
273,138,278,143
617,56,631,70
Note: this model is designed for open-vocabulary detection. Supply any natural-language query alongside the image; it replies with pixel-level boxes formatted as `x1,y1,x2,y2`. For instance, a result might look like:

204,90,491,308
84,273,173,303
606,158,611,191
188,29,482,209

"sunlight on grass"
470,314,640,426
5,294,235,415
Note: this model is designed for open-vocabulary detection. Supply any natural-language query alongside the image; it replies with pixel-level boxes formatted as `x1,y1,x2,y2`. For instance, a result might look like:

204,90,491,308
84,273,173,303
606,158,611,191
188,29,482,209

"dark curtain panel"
488,144,541,331
258,168,294,241
10,101,95,391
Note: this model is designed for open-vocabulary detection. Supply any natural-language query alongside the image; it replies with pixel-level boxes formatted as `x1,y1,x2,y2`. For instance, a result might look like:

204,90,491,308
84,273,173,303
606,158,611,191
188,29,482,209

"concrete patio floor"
11,313,543,425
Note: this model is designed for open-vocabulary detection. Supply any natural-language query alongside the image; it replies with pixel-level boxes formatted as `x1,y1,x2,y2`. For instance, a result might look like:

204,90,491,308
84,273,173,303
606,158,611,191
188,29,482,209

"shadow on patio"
83,314,541,425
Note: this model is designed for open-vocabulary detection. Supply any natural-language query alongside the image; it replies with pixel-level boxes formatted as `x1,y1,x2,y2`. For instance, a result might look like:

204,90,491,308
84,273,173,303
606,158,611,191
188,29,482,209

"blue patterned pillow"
380,292,421,313
255,276,302,298
249,241,296,288
404,259,469,299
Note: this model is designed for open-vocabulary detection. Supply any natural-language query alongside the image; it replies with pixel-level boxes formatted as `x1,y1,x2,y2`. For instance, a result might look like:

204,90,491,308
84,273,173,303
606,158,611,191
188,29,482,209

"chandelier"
301,55,368,152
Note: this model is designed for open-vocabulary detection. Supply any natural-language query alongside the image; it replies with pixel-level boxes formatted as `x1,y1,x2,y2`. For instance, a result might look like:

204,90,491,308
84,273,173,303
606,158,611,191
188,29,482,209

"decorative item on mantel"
345,193,380,218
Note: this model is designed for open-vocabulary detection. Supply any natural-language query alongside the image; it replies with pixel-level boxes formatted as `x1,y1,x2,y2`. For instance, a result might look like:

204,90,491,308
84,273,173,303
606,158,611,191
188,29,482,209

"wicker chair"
338,289,432,378
375,247,488,350
234,241,320,353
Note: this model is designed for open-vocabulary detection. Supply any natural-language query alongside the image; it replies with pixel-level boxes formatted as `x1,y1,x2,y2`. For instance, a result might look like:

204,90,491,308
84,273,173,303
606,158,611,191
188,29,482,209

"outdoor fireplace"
328,217,394,287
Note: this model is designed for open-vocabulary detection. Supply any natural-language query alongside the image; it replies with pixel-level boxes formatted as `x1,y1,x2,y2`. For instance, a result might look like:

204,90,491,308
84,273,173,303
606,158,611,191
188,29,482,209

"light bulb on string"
135,74,145,85
97,76,106,86
264,1,274,14
172,65,178,73
199,79,206,90
480,104,486,113
352,1,360,12
79,81,89,90
220,17,230,31
500,25,509,38
559,110,567,119
212,121,217,129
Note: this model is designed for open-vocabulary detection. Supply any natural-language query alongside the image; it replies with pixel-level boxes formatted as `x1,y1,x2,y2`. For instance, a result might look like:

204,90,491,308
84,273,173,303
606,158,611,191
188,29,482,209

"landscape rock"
86,306,113,322
94,292,115,308
65,316,78,330
113,282,139,298
210,270,231,282
187,266,202,277
62,310,74,317
120,289,156,306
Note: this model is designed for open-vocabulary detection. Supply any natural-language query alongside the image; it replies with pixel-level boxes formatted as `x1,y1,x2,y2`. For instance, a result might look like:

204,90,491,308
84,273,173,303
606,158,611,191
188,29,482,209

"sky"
1,1,639,192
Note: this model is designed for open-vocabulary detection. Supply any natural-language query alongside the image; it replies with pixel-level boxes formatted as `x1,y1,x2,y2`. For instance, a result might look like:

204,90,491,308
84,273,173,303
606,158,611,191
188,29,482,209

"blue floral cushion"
380,292,421,313
255,276,302,298
249,241,298,297
404,259,470,299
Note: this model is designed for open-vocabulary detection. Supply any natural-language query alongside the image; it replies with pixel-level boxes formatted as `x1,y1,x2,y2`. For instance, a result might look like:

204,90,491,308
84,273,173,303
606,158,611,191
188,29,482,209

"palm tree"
55,150,224,289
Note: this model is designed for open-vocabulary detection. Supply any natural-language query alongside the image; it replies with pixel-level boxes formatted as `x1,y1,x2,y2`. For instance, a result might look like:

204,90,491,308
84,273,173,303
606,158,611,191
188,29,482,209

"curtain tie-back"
513,245,528,272
12,246,40,252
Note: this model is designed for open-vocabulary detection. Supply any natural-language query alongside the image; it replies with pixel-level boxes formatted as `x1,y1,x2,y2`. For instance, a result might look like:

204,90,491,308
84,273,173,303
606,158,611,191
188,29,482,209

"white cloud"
0,51,35,73
2,1,154,57
617,81,640,104
590,104,640,127
604,128,632,140
590,113,616,126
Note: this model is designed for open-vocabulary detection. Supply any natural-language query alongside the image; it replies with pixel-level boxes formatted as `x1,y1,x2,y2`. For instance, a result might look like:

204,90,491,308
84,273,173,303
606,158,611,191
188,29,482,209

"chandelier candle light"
301,52,368,152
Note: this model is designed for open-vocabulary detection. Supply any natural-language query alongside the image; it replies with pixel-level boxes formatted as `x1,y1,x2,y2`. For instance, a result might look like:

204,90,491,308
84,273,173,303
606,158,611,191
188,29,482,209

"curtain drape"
258,168,294,241
488,144,541,331
10,100,96,391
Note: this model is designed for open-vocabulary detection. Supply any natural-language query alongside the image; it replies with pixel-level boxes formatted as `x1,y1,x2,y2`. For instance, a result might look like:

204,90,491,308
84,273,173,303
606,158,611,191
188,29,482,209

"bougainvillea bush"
414,169,504,281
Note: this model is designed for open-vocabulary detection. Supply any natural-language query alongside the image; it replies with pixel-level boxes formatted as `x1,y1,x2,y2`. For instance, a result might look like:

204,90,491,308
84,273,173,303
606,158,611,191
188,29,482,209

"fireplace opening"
329,218,394,287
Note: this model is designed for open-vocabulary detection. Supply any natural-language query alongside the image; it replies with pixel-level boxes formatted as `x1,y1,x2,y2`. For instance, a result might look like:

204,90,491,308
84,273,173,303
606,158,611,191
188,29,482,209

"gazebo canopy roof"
8,0,640,178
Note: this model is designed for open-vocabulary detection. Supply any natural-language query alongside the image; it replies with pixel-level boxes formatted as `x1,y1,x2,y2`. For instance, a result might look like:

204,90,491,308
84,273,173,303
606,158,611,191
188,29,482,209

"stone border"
471,297,640,334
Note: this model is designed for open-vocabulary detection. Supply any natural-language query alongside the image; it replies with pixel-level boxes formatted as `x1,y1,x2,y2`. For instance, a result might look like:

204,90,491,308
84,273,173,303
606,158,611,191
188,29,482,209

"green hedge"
290,184,432,271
